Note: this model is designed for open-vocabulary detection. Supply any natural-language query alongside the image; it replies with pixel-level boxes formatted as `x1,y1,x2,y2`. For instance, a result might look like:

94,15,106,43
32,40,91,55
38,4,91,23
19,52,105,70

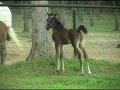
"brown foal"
46,13,91,75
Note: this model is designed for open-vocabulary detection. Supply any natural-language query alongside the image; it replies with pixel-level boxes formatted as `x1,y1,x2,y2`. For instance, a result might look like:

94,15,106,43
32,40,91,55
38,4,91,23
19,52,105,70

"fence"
0,4,120,29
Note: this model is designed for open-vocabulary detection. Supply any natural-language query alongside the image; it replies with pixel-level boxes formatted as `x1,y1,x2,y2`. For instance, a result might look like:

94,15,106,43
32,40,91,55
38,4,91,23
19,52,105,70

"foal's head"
46,12,57,30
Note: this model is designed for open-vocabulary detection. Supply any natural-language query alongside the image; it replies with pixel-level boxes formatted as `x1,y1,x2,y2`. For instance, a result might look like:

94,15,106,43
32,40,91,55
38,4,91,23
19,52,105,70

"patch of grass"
11,12,117,43
12,12,32,40
5,11,119,89
12,12,116,33
65,14,115,32
12,13,24,32
0,58,120,89
16,31,31,39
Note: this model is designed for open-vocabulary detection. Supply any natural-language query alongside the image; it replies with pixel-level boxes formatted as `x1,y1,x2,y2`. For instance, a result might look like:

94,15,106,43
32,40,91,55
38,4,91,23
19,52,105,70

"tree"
26,1,53,60
48,1,66,26
89,1,95,26
23,7,30,32
23,1,31,32
77,1,84,23
94,1,101,20
113,1,120,31
114,9,120,31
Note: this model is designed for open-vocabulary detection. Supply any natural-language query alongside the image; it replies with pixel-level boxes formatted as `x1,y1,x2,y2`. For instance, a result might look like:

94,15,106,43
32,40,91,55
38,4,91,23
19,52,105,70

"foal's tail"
6,33,11,41
78,25,88,34
6,26,11,41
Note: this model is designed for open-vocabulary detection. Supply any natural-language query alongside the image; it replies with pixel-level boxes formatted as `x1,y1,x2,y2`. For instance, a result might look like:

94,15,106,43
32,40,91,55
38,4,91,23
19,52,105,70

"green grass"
10,12,119,46
4,11,119,89
0,58,120,89
12,13,24,32
12,12,117,34
12,13,32,39
65,14,116,32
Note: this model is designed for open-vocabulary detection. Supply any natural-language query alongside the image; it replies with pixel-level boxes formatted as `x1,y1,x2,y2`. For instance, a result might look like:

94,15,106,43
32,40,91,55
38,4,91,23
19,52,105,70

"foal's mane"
54,17,65,30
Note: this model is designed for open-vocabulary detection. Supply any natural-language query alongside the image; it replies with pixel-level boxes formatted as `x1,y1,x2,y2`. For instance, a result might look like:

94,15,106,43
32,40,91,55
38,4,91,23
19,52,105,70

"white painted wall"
0,2,12,27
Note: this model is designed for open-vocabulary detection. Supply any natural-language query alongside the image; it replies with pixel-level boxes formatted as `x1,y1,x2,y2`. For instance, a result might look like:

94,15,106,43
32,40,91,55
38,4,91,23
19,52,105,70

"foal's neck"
53,20,65,30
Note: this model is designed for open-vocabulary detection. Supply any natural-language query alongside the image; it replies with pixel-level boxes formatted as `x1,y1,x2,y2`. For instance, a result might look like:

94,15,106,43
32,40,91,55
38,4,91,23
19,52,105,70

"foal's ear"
54,13,57,17
47,12,50,16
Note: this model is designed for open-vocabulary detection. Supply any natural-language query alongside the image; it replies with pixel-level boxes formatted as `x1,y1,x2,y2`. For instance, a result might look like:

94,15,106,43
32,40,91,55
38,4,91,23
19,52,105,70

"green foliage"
0,58,120,89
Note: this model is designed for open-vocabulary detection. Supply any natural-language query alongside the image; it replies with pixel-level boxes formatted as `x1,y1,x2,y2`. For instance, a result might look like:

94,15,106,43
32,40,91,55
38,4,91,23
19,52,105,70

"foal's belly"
52,33,71,45
61,38,71,45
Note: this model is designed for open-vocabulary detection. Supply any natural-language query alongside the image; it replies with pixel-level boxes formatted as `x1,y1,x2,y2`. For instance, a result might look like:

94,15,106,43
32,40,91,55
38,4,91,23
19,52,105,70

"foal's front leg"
55,43,60,74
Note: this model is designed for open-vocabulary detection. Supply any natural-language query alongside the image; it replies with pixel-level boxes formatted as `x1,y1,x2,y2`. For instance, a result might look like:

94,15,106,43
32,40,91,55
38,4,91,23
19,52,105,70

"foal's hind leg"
73,46,78,57
71,41,84,75
79,41,91,75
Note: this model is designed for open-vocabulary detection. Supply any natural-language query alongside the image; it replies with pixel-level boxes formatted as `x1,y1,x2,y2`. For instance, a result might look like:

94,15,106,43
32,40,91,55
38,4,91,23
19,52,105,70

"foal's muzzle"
46,27,49,30
46,23,52,30
46,25,50,30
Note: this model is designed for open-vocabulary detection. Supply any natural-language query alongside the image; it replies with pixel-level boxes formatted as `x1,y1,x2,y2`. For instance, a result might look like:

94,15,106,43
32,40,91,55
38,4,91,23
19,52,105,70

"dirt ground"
5,32,120,65
5,38,32,65
64,32,120,63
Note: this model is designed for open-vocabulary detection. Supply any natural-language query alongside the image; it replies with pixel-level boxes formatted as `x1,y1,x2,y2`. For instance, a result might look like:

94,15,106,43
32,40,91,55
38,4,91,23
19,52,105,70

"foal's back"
69,29,84,42
52,27,84,45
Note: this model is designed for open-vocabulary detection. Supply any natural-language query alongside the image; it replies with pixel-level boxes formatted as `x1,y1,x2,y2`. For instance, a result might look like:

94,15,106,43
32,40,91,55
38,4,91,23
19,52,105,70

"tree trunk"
23,1,31,32
90,8,94,26
94,1,101,20
114,10,120,31
48,1,65,26
26,1,54,60
23,7,30,32
77,1,84,23
113,1,120,31
89,1,94,26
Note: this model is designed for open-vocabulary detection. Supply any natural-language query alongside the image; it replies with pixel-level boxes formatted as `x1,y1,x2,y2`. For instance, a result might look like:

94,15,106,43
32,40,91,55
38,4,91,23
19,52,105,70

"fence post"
73,8,76,29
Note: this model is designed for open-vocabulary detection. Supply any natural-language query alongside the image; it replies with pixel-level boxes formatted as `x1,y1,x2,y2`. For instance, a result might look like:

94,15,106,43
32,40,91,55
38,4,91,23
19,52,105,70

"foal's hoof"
88,72,92,76
56,70,60,75
61,70,65,73
80,73,85,76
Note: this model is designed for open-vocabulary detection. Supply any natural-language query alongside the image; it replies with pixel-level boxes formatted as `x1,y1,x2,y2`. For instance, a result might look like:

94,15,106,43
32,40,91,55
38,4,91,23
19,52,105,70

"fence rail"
0,4,120,29
0,4,120,9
